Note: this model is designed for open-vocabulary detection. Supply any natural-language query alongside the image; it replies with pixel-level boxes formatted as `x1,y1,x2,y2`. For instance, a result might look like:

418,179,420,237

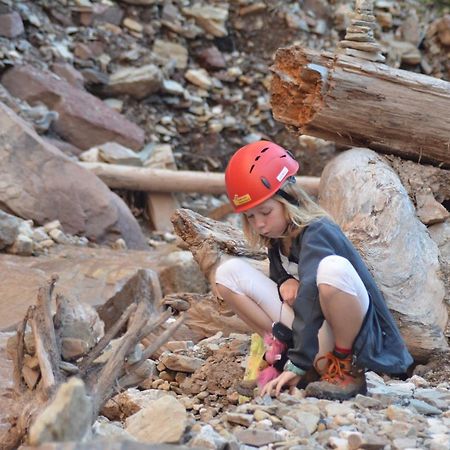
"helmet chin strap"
277,188,299,206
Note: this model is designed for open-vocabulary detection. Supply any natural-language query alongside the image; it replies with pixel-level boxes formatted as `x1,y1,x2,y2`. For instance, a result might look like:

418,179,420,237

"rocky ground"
0,0,449,449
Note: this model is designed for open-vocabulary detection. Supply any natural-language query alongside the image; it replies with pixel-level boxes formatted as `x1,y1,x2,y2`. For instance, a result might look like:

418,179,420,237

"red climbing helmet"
225,140,299,213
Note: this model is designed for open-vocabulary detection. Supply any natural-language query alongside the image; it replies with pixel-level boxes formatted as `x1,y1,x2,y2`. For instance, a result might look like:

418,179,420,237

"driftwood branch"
90,301,151,417
270,45,450,168
140,313,186,362
78,162,320,196
3,275,177,449
78,303,137,375
13,307,31,394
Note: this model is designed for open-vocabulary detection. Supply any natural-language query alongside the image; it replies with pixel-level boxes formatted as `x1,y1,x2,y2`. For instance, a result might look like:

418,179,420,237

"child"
215,140,413,401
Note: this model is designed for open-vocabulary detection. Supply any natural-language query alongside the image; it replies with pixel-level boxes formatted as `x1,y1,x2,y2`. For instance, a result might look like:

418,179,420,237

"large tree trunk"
79,162,320,196
270,46,450,168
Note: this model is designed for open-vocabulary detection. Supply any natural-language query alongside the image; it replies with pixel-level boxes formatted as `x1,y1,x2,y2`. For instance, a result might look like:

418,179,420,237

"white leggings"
215,255,370,358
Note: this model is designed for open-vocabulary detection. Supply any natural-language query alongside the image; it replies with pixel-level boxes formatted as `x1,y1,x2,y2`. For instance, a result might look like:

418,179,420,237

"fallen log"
78,162,320,196
2,275,183,449
171,208,268,287
270,46,450,168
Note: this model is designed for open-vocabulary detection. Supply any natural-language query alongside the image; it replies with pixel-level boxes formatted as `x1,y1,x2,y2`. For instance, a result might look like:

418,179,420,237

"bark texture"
270,46,450,168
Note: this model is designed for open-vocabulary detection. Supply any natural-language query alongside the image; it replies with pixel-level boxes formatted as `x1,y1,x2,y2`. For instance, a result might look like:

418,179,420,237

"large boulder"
319,148,448,360
0,101,147,249
1,65,145,150
0,243,208,331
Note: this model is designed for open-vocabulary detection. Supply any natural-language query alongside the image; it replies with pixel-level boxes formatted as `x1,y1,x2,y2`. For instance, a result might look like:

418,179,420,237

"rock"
29,378,92,445
347,432,389,450
1,65,145,151
226,412,254,426
188,424,229,449
0,102,147,249
196,46,227,70
159,352,204,373
436,15,450,46
235,428,282,446
415,191,449,225
54,295,104,361
0,243,182,330
428,220,450,315
125,395,187,443
183,5,229,37
319,148,448,359
51,62,85,89
0,210,21,249
96,142,143,166
185,68,213,90
0,11,24,38
157,251,209,295
153,40,188,69
7,234,34,256
106,64,163,99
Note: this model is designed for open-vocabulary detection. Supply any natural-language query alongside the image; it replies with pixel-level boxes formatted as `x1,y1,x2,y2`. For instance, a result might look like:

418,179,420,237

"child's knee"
216,257,248,281
317,255,352,283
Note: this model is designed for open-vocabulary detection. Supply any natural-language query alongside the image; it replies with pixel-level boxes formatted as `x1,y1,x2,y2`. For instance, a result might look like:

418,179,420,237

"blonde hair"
241,183,330,249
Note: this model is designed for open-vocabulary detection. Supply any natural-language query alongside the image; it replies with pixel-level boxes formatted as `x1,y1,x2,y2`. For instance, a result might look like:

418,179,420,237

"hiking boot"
304,352,367,401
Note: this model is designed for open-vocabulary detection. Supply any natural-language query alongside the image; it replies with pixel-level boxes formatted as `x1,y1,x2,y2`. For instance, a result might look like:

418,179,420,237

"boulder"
1,65,145,150
319,148,448,359
0,243,205,331
0,101,147,249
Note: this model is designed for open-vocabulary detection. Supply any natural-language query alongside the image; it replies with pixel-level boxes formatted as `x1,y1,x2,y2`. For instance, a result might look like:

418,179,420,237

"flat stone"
0,11,24,38
159,352,204,373
2,65,145,150
235,428,282,446
125,395,187,444
106,64,163,99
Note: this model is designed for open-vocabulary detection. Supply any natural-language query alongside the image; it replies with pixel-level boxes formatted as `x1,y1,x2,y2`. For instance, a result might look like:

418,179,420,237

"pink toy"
257,333,288,388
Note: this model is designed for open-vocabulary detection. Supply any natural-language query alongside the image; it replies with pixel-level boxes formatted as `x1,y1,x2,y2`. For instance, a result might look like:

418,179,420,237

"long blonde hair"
241,183,329,249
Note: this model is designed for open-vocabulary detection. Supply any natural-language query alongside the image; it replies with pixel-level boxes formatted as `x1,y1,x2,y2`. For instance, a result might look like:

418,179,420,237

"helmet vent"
261,177,271,189
249,164,255,173
260,147,269,153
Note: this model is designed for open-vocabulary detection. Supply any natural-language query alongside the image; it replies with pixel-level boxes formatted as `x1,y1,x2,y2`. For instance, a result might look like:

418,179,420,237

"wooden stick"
78,303,137,375
79,162,320,196
270,45,450,168
90,301,150,417
12,308,31,393
138,309,172,341
29,308,55,398
139,313,186,363
36,276,61,385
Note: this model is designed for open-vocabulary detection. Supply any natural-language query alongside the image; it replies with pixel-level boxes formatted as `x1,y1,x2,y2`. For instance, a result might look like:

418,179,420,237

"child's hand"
259,370,301,397
279,278,299,306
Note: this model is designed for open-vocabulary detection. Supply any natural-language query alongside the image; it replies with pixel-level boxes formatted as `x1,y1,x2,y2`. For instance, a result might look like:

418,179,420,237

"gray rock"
0,102,147,249
0,210,22,249
29,378,92,445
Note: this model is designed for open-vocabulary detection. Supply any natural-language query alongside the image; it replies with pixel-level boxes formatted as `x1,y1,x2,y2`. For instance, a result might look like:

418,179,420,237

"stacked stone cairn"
339,0,385,62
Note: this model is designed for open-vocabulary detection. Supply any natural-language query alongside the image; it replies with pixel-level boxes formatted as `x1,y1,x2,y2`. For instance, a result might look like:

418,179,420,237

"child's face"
244,198,288,238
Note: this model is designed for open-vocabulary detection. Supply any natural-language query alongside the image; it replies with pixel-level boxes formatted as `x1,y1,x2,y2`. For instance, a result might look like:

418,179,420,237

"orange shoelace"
314,352,349,382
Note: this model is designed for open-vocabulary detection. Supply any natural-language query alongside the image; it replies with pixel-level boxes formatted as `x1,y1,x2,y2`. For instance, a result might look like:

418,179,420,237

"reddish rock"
196,46,227,70
51,62,85,89
0,102,147,249
0,11,24,38
1,65,145,150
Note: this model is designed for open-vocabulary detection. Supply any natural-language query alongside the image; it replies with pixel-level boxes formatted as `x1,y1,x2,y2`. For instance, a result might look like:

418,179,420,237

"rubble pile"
0,1,449,449
97,333,450,450
0,0,449,180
